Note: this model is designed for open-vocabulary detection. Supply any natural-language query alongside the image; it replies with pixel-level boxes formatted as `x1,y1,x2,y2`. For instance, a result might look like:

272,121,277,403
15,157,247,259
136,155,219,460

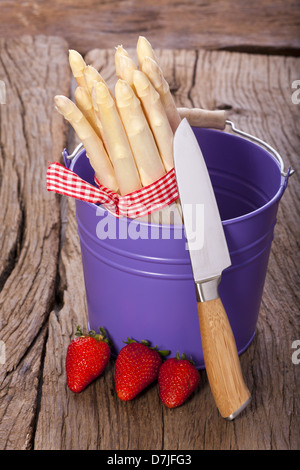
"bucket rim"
68,128,288,228
210,128,288,226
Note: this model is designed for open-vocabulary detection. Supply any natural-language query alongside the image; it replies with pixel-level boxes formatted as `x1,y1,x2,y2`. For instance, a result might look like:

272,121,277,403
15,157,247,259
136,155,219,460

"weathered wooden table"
0,35,299,451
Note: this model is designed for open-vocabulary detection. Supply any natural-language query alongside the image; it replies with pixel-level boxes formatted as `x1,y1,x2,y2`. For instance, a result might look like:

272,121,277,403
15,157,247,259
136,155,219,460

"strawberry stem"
75,325,112,347
175,351,194,364
75,325,84,337
123,338,170,358
124,337,138,345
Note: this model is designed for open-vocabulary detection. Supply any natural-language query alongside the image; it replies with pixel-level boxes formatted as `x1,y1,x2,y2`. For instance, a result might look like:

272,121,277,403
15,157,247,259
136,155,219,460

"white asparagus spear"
54,95,118,193
133,70,174,172
141,56,181,133
115,79,165,186
115,45,130,76
136,36,160,69
84,65,106,94
74,86,103,138
115,53,138,87
115,44,130,58
69,50,87,88
133,70,183,221
83,65,114,139
137,36,181,132
92,81,142,196
115,79,182,224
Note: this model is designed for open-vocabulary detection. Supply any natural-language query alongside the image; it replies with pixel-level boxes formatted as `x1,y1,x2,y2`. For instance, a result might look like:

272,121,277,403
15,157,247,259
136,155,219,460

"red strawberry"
66,326,111,393
158,352,200,408
115,339,169,401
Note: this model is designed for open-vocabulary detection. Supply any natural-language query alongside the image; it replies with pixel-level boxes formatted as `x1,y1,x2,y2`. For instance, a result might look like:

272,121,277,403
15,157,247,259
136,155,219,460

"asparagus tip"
54,94,66,106
137,36,152,50
84,65,105,82
69,49,86,76
137,36,158,67
115,44,128,55
74,86,92,110
94,80,113,106
142,56,166,90
69,49,85,62
54,95,78,117
54,95,67,114
115,78,134,99
133,70,150,89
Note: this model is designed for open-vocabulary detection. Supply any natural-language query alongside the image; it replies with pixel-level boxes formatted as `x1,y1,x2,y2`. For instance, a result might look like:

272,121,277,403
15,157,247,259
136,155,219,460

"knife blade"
173,118,251,420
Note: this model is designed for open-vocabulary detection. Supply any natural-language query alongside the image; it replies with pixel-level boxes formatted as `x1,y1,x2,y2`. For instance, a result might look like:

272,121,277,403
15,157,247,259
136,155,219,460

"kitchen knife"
173,118,251,420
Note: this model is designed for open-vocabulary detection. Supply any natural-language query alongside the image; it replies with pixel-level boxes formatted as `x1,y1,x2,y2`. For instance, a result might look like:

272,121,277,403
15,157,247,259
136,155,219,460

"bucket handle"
226,120,295,178
62,143,83,169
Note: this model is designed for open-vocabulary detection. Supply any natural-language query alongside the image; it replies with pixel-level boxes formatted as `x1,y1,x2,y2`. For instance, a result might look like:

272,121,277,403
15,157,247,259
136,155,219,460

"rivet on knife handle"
196,278,251,420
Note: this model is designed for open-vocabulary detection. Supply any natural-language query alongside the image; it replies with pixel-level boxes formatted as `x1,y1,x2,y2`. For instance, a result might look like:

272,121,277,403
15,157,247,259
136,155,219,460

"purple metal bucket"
64,124,291,369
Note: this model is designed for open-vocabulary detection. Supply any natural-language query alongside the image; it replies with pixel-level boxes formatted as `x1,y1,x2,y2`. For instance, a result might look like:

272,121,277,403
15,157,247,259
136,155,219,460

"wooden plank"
0,1,300,56
34,46,300,449
0,35,70,450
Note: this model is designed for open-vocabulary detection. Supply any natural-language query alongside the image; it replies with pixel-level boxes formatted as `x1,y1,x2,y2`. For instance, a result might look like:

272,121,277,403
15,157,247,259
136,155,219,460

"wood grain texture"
0,1,299,56
0,38,299,450
0,35,70,449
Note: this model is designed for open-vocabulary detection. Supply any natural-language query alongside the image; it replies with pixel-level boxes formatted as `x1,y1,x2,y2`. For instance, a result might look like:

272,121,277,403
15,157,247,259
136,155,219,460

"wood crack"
28,324,49,450
221,44,300,57
0,200,25,292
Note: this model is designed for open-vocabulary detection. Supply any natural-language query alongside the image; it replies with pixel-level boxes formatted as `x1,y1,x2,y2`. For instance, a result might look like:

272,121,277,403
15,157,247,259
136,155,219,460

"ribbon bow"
46,162,179,219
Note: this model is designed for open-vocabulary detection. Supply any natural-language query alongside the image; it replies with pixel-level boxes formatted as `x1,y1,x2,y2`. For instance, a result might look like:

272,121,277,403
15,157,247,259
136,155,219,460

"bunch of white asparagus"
54,36,225,224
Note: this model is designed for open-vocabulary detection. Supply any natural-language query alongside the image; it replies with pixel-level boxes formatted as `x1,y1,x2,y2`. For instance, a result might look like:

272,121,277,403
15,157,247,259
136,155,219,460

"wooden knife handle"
177,107,227,130
197,297,251,419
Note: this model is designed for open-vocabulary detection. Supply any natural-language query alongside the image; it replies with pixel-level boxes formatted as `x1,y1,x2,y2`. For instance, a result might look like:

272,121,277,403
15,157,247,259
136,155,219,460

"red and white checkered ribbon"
46,162,179,218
